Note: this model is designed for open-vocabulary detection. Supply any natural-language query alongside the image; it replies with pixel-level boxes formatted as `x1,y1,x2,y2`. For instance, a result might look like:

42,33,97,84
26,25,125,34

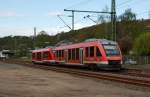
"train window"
56,50,64,58
70,49,72,60
68,49,71,60
61,50,64,57
56,51,59,58
72,49,75,60
57,50,60,58
76,48,79,60
32,53,35,58
86,47,89,57
96,47,101,57
43,51,49,58
37,52,41,59
90,46,94,57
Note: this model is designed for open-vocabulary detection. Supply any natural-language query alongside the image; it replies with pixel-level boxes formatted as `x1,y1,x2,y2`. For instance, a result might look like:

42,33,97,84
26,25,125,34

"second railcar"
32,47,55,64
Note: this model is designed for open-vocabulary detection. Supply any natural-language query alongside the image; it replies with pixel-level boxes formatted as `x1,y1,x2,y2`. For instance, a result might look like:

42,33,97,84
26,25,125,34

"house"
0,50,14,60
0,51,7,59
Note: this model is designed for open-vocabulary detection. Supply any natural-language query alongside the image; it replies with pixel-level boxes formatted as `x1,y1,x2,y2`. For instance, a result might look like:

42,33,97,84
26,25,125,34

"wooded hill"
0,19,149,57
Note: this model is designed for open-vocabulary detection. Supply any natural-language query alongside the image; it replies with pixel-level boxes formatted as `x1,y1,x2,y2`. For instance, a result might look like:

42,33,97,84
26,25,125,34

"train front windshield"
103,44,120,56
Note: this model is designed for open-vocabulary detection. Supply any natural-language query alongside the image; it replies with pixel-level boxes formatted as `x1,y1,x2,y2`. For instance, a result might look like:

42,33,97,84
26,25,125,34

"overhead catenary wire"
117,0,148,9
57,15,72,30
83,15,97,24
136,11,150,18
116,0,150,19
117,0,133,7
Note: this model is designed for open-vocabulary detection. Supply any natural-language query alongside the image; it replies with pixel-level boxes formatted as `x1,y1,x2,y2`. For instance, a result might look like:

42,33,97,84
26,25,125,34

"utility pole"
14,36,17,55
61,10,74,30
64,9,111,31
72,11,75,30
64,0,117,41
149,11,150,19
33,27,36,49
111,0,117,41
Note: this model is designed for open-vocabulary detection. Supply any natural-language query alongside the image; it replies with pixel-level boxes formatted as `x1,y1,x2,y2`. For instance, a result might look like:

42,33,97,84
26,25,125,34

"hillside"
0,19,150,57
56,19,150,53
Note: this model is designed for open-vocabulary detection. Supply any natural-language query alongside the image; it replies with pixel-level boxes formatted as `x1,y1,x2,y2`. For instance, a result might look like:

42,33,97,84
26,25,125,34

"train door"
79,48,83,64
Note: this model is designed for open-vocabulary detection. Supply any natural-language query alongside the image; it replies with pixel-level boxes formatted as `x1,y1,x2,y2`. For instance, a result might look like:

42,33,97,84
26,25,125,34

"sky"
0,0,150,37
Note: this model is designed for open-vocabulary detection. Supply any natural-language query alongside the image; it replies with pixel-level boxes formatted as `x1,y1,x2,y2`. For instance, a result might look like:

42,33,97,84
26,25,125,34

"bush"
133,32,150,55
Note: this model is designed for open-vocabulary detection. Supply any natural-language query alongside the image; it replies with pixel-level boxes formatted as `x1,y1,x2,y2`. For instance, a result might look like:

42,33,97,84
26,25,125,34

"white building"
0,51,7,59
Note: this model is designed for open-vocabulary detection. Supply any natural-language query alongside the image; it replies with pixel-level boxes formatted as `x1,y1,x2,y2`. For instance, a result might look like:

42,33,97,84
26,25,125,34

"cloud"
47,11,64,17
0,22,94,37
0,11,22,17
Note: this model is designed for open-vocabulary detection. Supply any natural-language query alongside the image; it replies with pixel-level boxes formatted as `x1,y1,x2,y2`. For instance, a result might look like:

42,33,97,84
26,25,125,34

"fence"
123,56,150,65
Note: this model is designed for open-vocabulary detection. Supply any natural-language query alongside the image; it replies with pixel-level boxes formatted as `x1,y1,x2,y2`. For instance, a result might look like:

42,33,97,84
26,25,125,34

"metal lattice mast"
33,27,36,49
111,0,117,41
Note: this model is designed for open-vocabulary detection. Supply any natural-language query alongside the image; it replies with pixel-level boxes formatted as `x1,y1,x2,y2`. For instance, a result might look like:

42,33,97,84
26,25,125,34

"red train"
32,47,55,64
32,39,122,70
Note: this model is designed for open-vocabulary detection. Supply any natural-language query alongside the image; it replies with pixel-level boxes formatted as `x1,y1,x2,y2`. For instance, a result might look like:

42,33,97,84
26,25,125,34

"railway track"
123,69,150,78
3,60,150,88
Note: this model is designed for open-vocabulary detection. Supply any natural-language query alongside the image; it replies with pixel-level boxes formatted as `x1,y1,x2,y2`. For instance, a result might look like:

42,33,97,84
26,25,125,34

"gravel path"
0,61,149,97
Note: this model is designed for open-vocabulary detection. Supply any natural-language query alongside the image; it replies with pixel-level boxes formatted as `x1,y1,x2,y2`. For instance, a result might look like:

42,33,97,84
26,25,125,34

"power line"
64,9,112,30
117,0,148,9
137,11,150,15
83,15,97,24
57,15,72,30
74,18,85,24
117,0,133,7
136,11,150,19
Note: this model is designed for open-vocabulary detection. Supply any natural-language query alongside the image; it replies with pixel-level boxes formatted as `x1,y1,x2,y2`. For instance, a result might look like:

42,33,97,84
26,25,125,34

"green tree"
119,8,136,22
97,6,109,24
36,31,52,48
133,32,150,55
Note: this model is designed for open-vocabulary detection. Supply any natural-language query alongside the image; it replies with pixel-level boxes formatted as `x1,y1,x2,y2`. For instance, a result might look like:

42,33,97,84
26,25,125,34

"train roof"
55,39,117,50
92,39,117,45
32,39,118,51
32,47,53,53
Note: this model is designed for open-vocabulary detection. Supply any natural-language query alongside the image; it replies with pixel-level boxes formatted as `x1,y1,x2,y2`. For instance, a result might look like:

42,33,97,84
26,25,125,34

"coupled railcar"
54,39,122,69
32,47,55,64
32,39,122,70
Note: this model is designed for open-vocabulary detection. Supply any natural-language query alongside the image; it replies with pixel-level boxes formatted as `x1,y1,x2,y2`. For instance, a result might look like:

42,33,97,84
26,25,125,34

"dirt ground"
0,61,149,97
